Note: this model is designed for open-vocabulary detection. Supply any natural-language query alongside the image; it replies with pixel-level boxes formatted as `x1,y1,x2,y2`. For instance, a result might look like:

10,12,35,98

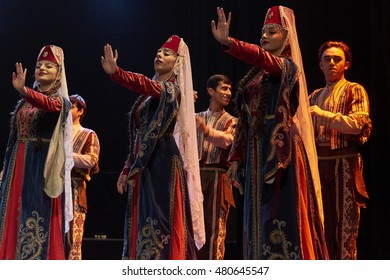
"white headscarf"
273,6,324,224
173,38,205,249
38,45,74,232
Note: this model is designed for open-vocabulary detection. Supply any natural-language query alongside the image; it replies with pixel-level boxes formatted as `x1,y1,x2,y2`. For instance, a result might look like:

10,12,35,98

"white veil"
278,6,324,224
173,38,205,249
39,45,74,232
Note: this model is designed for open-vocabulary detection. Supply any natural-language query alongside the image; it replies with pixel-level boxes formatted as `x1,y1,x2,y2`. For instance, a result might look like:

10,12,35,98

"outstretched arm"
102,44,163,98
101,44,119,75
12,62,62,112
211,7,232,47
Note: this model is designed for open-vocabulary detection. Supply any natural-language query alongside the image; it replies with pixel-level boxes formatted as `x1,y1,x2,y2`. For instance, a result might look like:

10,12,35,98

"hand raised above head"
101,44,119,75
211,7,232,47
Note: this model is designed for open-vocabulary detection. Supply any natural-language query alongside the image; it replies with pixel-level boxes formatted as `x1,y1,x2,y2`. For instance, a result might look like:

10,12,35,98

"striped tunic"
195,109,237,260
196,109,237,167
309,80,371,259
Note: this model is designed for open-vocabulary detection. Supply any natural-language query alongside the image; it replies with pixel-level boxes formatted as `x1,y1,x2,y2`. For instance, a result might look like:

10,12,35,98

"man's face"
320,47,350,84
209,81,232,108
71,103,83,122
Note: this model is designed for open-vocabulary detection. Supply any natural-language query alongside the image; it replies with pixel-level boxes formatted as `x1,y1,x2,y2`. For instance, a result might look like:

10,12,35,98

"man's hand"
309,105,327,117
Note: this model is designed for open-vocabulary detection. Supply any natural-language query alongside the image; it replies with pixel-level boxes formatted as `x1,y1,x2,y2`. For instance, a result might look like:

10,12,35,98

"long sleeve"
197,111,237,165
326,84,369,135
317,111,363,135
110,66,162,98
311,82,371,140
224,38,288,163
228,113,246,162
224,37,284,77
206,126,235,149
73,132,100,169
23,87,62,112
73,154,94,169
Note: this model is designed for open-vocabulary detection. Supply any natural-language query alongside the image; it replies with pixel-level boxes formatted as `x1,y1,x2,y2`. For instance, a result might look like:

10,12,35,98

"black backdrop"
1,0,389,259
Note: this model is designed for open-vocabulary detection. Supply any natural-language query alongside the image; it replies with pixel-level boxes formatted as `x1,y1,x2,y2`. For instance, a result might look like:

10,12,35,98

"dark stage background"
0,0,389,259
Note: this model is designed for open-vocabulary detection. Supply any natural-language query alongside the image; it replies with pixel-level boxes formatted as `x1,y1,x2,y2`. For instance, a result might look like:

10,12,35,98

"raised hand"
12,62,28,96
101,44,119,75
211,7,232,46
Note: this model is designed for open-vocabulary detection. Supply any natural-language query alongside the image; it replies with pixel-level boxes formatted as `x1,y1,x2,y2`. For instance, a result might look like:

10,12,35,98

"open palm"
211,7,232,45
12,62,27,93
101,44,119,75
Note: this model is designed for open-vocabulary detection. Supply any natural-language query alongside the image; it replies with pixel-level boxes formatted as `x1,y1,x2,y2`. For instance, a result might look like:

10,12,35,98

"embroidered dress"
195,109,237,259
0,88,70,259
67,125,100,260
309,81,371,259
226,38,328,260
111,68,197,260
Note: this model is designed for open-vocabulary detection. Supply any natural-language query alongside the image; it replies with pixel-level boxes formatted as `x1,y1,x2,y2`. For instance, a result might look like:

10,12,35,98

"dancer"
212,6,328,259
0,45,73,259
101,35,204,259
309,41,371,259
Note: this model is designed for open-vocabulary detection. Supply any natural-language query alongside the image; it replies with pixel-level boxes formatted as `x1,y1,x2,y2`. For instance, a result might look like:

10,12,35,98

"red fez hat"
264,6,294,29
36,45,63,65
160,35,181,54
264,6,283,26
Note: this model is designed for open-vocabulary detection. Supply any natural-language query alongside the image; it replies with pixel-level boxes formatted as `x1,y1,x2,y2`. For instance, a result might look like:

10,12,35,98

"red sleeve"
228,116,246,162
23,87,62,112
224,37,284,77
110,66,162,98
120,164,130,176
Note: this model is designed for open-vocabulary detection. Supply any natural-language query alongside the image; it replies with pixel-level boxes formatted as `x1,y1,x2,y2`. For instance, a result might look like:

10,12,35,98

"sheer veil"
279,6,324,224
173,38,205,249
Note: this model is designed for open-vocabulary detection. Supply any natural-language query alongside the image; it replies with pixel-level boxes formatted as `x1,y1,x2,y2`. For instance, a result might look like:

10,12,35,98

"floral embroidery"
17,211,47,260
166,82,176,103
263,219,300,260
136,217,170,260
